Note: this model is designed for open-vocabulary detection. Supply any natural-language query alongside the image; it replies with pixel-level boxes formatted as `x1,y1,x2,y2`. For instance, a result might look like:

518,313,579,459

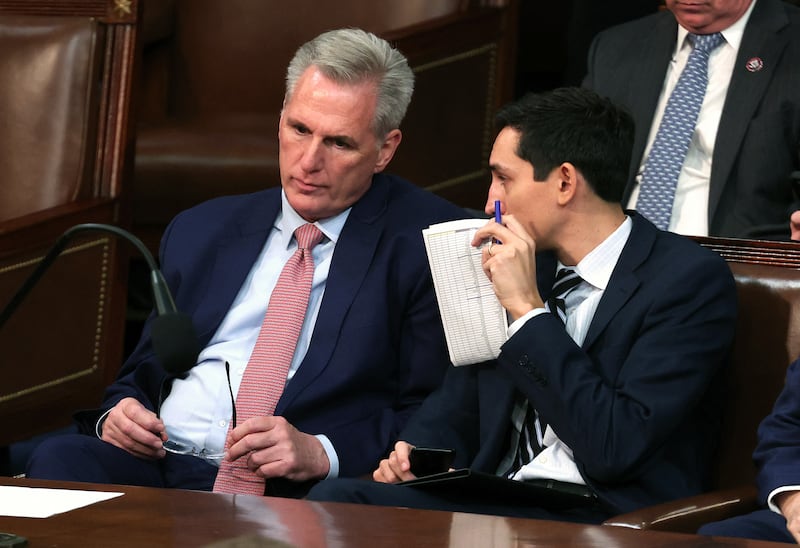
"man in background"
306,87,738,522
585,0,800,239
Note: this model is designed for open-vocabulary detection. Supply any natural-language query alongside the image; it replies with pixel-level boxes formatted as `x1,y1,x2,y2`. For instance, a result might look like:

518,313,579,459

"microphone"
0,223,199,376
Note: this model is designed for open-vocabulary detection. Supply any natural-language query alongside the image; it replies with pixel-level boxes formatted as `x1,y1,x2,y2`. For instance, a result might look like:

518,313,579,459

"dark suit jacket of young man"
584,0,800,239
401,212,738,516
74,173,466,492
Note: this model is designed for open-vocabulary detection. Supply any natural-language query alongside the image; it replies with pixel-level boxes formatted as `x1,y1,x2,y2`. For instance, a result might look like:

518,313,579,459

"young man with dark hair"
307,87,738,523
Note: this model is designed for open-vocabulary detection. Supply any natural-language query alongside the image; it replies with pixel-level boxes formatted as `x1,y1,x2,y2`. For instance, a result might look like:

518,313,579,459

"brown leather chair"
603,236,800,533
0,0,140,446
132,0,519,252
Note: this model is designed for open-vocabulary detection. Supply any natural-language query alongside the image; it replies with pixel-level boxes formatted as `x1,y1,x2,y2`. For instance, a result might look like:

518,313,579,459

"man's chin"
285,194,327,222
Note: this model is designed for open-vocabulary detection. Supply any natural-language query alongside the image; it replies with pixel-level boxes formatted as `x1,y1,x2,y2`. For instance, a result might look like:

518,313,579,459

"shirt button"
218,420,227,428
540,456,548,464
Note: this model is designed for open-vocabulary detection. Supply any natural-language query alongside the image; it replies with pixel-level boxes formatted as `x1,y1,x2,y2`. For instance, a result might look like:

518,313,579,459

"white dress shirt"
627,0,756,236
158,191,350,477
504,216,633,484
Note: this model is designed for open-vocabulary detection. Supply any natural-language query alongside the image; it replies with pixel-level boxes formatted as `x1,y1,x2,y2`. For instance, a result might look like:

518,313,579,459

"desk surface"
0,477,789,547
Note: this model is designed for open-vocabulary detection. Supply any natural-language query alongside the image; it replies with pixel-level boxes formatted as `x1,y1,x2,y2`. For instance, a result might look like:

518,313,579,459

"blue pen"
493,200,502,244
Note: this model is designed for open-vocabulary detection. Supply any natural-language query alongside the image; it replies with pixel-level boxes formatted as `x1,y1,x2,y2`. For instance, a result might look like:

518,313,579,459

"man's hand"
373,441,416,484
223,416,330,482
471,214,543,321
777,490,800,542
790,210,800,241
102,397,167,460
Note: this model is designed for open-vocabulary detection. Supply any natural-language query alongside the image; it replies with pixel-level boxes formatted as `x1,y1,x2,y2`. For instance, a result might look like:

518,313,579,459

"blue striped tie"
637,32,724,230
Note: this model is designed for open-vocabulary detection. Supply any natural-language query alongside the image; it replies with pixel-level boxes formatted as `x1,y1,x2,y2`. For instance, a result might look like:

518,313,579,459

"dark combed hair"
495,87,634,203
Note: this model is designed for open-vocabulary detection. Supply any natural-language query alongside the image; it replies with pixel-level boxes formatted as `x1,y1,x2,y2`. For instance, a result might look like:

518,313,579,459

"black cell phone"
409,447,455,477
0,532,28,548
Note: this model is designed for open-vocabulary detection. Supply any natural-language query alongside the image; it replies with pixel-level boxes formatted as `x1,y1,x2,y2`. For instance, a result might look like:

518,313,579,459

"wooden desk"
0,477,788,547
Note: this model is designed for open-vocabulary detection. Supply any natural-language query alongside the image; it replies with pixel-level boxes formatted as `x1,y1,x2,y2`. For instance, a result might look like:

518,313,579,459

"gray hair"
285,28,414,137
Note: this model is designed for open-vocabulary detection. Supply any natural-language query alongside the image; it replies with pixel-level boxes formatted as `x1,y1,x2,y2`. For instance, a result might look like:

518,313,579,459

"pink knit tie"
213,223,324,494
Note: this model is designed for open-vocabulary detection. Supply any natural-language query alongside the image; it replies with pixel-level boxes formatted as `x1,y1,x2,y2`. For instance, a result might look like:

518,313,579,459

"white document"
0,485,124,518
422,218,508,366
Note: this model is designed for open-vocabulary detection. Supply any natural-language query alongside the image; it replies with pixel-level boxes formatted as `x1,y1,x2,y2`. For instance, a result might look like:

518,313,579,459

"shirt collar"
276,190,350,249
675,0,756,54
560,216,632,291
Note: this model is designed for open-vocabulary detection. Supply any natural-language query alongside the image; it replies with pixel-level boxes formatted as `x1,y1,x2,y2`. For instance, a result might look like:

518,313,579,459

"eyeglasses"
160,361,238,461
162,439,226,461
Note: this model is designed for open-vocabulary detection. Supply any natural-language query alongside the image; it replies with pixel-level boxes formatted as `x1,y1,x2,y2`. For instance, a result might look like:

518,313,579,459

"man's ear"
556,162,579,205
374,129,402,173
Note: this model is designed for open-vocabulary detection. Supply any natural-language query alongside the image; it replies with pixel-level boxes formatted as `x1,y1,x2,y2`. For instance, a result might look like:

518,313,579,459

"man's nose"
300,139,324,172
484,183,502,216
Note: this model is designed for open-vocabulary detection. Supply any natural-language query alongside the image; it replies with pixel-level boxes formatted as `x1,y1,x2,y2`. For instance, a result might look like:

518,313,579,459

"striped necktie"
506,267,583,476
544,267,583,323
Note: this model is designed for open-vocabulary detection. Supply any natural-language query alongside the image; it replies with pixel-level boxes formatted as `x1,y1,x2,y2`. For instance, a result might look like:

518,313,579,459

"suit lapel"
709,0,791,223
582,214,653,350
193,192,280,345
275,177,388,412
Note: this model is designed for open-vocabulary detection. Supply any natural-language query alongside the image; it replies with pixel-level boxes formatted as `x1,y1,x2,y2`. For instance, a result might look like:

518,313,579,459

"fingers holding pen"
472,214,542,320
471,213,532,253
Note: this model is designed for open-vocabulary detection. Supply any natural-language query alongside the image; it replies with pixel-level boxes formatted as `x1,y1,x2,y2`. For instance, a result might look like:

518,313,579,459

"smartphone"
0,532,28,547
409,447,455,477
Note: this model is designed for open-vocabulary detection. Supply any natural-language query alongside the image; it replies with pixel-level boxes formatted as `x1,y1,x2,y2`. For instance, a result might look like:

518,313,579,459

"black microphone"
0,223,199,376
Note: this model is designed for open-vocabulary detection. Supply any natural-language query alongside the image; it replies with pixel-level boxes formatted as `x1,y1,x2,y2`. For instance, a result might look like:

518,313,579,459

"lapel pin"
745,57,764,72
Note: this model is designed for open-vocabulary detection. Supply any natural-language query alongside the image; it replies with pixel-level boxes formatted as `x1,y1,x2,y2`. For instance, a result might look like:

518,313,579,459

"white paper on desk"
0,485,123,518
423,219,508,366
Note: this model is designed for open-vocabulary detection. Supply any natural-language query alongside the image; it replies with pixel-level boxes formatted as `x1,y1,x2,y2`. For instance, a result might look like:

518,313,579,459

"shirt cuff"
315,434,339,479
507,307,548,338
768,486,800,514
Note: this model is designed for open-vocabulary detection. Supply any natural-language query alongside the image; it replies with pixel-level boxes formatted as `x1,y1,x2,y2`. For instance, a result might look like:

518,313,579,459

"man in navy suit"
25,28,464,497
584,0,800,239
699,358,800,542
306,87,738,523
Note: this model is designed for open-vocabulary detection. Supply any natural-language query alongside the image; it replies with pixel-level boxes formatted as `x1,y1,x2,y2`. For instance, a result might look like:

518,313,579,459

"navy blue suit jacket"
400,213,738,515
585,0,800,239
754,357,800,504
76,173,465,481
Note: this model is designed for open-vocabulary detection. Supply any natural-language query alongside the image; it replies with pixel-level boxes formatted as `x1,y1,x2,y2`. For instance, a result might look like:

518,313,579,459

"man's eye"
333,139,351,149
294,125,310,135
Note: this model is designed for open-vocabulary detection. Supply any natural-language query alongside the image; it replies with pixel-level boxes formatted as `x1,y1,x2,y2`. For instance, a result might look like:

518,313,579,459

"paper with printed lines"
423,219,508,366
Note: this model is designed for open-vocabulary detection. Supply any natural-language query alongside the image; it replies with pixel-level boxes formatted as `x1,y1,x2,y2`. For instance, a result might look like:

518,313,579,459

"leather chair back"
169,0,466,118
694,237,800,489
0,0,140,445
0,15,100,221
